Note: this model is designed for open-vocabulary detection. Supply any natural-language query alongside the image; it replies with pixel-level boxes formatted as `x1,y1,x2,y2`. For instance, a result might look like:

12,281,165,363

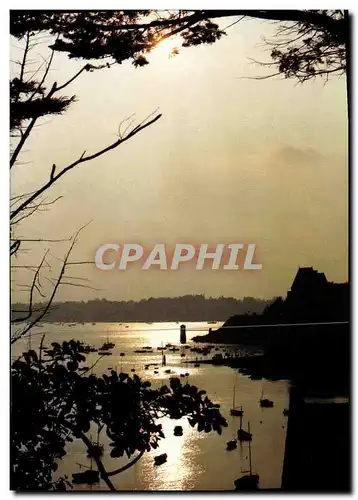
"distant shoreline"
11,296,272,324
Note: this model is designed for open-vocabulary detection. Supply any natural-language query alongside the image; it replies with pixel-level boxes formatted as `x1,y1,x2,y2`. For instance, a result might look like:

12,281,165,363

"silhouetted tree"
10,14,161,338
10,11,348,490
11,10,348,89
12,338,227,490
10,14,228,491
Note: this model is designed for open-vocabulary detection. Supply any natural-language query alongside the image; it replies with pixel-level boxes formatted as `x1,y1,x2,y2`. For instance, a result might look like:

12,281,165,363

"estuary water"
11,321,289,491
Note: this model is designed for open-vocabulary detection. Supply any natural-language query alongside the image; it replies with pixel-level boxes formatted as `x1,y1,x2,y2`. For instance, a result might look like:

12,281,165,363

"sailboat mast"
232,379,236,410
248,422,252,475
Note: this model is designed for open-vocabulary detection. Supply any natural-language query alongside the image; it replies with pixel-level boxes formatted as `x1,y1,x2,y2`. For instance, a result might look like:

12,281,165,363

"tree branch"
11,224,88,343
106,449,145,477
11,251,48,324
60,421,116,491
10,113,162,221
88,10,345,37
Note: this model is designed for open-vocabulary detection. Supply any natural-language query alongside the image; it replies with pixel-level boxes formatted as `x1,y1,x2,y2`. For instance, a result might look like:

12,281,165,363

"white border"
3,3,356,499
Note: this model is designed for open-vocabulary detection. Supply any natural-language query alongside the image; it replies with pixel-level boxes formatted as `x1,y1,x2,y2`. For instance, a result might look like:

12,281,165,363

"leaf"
188,418,196,427
197,420,205,432
67,360,78,371
110,447,124,458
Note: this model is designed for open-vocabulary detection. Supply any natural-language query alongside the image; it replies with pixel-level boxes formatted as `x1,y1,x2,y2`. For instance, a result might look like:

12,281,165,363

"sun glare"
153,37,180,58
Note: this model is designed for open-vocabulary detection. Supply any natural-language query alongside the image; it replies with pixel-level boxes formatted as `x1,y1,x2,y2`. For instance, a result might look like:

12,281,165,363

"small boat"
259,388,274,408
145,365,149,370
237,428,252,441
234,423,259,490
181,353,186,357
164,369,172,374
100,330,115,351
180,373,185,378
98,351,112,356
226,439,237,451
231,407,244,417
260,398,274,408
154,453,167,466
174,425,183,436
72,469,99,485
230,377,244,416
194,363,200,367
154,370,159,374
157,346,167,351
283,408,289,416
237,413,252,442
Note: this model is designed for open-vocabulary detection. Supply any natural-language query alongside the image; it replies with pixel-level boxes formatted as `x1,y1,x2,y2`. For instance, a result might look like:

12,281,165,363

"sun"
153,37,180,58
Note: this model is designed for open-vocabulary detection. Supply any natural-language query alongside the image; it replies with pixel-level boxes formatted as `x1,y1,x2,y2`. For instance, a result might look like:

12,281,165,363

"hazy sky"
11,16,348,302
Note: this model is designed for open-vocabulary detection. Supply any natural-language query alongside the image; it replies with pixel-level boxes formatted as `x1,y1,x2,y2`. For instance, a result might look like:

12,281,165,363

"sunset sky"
10,15,348,302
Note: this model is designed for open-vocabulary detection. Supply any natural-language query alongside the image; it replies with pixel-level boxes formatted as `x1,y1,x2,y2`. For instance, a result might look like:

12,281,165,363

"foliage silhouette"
11,339,227,490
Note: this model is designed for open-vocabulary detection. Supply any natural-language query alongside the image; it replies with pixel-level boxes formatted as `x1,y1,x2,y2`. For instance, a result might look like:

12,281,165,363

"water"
11,321,289,491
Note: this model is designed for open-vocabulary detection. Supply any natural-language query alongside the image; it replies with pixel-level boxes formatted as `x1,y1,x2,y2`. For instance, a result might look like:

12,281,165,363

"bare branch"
28,39,57,102
11,224,89,343
11,251,49,324
12,31,30,107
10,240,21,256
10,113,162,221
11,237,70,243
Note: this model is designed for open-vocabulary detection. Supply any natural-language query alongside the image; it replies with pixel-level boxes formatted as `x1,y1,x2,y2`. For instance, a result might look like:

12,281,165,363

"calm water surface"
12,322,289,491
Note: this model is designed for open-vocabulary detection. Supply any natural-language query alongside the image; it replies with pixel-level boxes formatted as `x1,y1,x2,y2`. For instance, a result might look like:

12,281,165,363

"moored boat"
72,469,99,485
226,439,237,451
154,453,167,466
234,422,259,490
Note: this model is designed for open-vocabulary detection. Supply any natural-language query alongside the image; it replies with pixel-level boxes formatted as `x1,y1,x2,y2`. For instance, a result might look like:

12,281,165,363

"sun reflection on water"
138,418,205,490
14,322,289,491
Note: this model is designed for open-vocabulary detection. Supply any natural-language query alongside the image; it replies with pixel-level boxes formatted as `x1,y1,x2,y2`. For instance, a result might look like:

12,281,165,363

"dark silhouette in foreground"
193,267,350,492
11,340,227,491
